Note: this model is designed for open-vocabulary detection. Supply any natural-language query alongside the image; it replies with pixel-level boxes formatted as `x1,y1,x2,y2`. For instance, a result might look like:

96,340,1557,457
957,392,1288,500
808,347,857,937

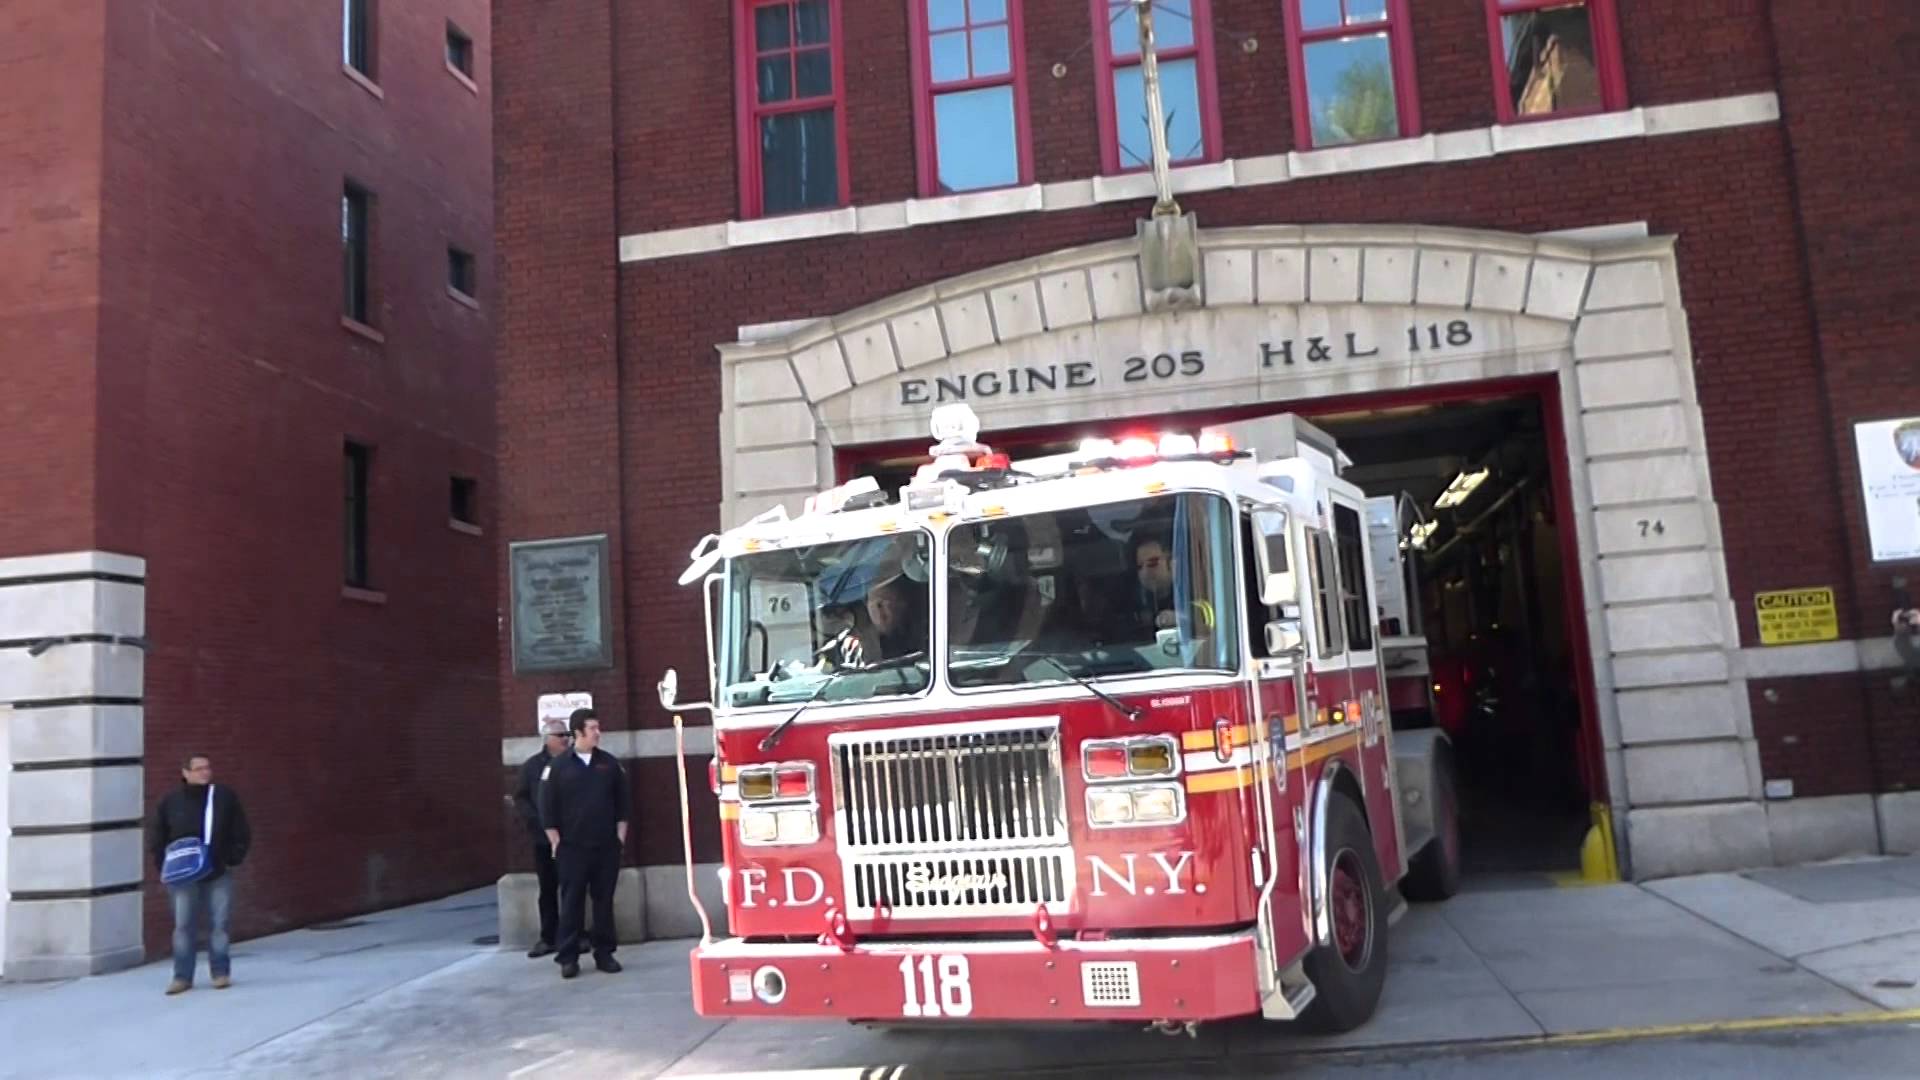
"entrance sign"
535,692,593,735
1854,417,1920,562
510,534,614,673
1754,587,1840,646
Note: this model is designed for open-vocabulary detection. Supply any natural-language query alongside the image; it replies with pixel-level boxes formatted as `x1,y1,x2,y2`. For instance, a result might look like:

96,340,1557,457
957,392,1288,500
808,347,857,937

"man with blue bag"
146,753,252,995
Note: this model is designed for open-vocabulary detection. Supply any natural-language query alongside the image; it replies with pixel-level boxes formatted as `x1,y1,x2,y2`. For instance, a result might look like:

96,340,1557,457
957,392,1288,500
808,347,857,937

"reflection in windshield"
719,532,932,708
947,494,1240,689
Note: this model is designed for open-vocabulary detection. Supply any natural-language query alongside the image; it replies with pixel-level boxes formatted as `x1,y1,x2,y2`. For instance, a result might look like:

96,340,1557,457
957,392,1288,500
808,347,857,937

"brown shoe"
165,980,190,995
212,976,232,990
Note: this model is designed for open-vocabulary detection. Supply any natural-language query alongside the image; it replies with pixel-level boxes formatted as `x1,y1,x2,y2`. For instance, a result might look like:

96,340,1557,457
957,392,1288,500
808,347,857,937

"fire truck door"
1247,510,1313,977
1330,495,1403,880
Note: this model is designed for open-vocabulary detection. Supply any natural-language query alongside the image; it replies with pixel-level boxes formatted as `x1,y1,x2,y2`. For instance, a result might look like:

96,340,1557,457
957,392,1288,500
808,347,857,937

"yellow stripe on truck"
1181,734,1361,793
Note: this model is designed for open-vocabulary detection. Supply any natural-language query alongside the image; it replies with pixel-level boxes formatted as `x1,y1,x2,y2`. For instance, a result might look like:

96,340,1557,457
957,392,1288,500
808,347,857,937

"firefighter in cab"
538,707,630,979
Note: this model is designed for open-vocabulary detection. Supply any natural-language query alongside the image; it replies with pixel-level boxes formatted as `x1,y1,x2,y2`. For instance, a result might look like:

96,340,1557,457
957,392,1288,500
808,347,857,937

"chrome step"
1260,961,1317,1020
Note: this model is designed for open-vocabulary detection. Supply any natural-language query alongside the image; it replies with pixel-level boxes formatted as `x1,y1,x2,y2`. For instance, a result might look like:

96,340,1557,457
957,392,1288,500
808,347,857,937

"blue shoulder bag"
160,785,217,885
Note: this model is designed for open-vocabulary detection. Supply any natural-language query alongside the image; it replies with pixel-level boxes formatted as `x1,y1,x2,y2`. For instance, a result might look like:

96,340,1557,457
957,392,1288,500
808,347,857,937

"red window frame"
908,1,1033,197
1483,0,1627,124
1091,0,1223,175
733,0,851,219
1281,0,1421,151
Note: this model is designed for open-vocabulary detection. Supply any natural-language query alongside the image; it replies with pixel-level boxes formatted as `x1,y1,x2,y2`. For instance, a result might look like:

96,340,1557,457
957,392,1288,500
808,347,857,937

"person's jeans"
169,873,235,983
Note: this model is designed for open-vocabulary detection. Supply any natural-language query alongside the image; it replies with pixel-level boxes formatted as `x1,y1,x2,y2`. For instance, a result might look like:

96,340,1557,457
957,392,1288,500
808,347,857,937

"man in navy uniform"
512,717,572,958
538,707,630,978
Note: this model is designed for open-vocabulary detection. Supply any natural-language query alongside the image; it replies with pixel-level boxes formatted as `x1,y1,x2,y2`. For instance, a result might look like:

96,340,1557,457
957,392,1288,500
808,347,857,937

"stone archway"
715,224,1766,880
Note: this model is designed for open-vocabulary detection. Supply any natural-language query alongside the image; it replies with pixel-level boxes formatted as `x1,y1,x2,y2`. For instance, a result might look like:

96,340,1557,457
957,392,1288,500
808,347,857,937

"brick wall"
496,1,1917,855
612,0,1785,233
0,1,106,558
58,0,500,952
492,0,632,867
1769,3,1920,790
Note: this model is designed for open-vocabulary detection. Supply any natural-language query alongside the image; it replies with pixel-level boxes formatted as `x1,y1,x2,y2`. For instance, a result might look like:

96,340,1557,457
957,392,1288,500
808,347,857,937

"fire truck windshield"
947,492,1240,689
717,531,933,709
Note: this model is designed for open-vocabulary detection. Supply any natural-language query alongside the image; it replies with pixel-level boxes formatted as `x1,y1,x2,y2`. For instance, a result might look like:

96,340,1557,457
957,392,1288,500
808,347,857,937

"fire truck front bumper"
690,930,1261,1023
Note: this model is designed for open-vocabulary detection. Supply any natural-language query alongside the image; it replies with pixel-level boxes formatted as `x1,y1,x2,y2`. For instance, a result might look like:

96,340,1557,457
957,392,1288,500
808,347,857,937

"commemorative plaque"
509,534,613,673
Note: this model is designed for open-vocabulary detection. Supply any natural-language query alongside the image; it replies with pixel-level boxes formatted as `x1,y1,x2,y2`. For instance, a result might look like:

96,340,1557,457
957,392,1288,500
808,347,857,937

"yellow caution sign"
1755,587,1840,646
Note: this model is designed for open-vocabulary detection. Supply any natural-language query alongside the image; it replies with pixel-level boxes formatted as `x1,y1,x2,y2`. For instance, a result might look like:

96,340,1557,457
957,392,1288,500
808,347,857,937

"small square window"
345,441,372,587
343,184,372,323
450,476,478,525
448,247,476,299
738,0,846,217
446,23,474,76
1487,0,1624,121
344,0,376,79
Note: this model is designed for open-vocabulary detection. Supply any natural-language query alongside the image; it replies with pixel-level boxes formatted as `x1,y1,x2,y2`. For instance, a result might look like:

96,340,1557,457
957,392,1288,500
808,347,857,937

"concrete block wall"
1,551,147,980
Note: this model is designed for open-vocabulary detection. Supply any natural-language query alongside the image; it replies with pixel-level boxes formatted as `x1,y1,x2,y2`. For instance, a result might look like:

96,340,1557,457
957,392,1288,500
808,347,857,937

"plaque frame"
509,533,615,674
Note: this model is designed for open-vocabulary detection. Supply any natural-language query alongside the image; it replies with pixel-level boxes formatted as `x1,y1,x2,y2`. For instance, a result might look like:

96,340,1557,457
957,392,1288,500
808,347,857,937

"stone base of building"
1879,792,1920,855
495,863,735,945
4,892,145,981
2,551,148,983
642,863,729,939
496,869,647,948
1628,794,1906,880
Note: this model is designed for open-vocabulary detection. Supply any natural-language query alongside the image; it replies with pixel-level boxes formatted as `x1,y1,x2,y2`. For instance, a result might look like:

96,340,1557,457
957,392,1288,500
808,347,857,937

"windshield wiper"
758,651,928,752
1033,655,1142,724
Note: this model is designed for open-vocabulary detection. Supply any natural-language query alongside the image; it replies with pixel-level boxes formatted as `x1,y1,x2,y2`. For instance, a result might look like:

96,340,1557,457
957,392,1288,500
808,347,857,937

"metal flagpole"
1134,0,1179,218
1130,0,1200,308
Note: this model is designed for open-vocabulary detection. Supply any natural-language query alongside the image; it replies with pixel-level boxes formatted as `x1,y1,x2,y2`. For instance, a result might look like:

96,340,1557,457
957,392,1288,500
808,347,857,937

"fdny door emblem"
1085,851,1204,897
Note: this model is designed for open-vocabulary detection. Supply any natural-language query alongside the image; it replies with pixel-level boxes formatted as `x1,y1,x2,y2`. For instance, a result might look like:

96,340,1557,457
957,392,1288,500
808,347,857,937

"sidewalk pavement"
4,857,1920,1079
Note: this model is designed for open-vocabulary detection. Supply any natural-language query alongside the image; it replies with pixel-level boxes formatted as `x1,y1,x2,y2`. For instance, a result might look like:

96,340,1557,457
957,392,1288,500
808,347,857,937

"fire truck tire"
1402,752,1461,902
1300,795,1389,1034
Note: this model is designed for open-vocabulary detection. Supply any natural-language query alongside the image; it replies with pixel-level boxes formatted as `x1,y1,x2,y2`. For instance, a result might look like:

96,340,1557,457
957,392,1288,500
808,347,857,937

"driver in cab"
1132,530,1214,643
818,558,926,668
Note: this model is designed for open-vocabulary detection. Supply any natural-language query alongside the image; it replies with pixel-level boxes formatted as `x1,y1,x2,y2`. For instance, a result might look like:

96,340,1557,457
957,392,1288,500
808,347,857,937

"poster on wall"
1855,418,1920,563
509,534,614,673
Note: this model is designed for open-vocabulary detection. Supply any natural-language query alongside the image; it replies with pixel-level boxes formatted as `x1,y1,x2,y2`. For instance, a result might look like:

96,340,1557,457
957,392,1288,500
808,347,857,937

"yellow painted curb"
1503,1006,1920,1050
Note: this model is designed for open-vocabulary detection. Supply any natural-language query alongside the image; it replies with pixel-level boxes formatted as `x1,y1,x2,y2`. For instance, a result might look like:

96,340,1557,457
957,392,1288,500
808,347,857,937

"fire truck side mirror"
658,668,679,709
1251,508,1297,608
1265,619,1304,657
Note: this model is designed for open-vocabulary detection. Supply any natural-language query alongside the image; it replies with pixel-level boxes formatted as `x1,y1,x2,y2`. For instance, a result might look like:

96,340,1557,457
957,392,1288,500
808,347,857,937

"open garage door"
836,382,1607,882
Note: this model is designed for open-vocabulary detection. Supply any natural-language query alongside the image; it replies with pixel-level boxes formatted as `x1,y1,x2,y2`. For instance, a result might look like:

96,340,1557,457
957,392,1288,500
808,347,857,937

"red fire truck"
659,405,1462,1034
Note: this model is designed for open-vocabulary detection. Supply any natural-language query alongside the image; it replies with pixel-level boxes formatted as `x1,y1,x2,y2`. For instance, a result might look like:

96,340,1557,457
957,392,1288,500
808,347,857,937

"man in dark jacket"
512,718,573,958
539,708,629,979
145,753,251,995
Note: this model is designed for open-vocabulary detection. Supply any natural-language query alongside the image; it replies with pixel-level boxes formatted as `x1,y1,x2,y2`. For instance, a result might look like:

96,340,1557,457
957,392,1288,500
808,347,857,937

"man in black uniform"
539,707,630,979
512,717,573,958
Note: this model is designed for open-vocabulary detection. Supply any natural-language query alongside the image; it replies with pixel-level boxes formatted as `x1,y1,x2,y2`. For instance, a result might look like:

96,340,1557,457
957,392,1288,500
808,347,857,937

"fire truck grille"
829,722,1067,852
846,851,1070,917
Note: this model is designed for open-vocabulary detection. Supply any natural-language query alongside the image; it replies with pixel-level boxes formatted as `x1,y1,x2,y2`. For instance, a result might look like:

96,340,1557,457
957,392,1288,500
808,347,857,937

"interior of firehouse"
839,388,1599,882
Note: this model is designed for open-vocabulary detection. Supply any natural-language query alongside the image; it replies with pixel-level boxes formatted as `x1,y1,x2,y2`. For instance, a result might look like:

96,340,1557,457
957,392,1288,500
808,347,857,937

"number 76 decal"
899,955,973,1018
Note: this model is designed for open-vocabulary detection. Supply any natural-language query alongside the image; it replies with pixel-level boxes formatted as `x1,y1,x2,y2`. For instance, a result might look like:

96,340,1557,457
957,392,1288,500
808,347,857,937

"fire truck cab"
661,405,1462,1034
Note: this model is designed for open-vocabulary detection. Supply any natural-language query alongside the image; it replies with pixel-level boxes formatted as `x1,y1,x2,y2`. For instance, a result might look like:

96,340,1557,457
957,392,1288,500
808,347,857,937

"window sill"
449,519,483,536
342,315,386,344
447,285,480,310
343,65,384,100
342,586,387,605
446,62,478,95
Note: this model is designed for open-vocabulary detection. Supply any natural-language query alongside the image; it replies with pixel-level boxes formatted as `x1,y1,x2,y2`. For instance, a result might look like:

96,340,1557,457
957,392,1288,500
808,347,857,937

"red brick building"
493,0,1920,928
1,1,496,978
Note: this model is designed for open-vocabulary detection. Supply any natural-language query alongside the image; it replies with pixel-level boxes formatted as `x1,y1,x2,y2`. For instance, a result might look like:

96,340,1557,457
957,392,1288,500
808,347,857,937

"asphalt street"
960,1019,1920,1079
7,856,1920,1079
